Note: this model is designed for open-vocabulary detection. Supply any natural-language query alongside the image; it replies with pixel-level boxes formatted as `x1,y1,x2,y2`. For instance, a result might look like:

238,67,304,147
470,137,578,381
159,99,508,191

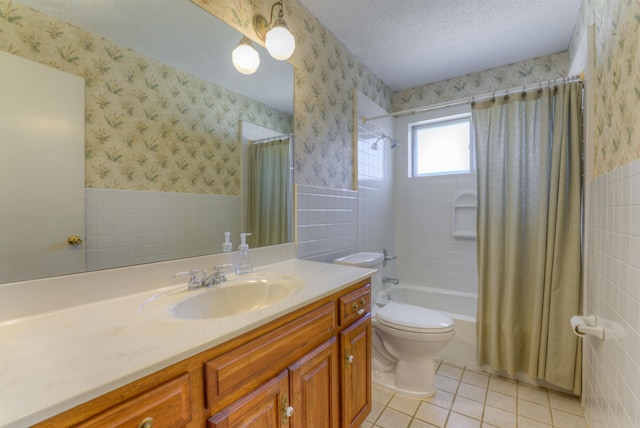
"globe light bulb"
232,37,260,75
265,20,295,61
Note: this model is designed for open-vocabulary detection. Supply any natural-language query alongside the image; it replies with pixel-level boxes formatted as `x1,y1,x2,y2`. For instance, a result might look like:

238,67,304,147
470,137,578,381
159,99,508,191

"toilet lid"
377,301,454,332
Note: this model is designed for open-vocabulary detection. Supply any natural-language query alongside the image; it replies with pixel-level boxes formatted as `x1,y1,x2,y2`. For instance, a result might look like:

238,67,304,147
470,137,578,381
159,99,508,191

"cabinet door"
208,371,290,428
340,316,371,428
289,338,339,428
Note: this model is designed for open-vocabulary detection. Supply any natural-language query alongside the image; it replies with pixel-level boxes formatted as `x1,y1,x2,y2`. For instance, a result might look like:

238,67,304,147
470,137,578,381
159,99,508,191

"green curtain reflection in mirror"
247,137,293,247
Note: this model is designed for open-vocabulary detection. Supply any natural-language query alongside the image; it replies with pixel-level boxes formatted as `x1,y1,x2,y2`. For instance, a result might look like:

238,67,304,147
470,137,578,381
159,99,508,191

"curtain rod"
249,134,292,144
361,72,584,124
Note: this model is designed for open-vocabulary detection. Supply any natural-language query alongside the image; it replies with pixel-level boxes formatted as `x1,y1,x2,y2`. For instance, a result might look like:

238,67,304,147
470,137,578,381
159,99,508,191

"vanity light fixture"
232,36,260,75
253,1,295,61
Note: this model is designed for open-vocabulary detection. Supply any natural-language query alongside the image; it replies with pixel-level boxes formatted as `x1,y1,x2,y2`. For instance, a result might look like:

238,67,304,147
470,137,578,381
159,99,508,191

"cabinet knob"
284,406,294,417
352,298,366,316
346,354,354,364
138,417,154,428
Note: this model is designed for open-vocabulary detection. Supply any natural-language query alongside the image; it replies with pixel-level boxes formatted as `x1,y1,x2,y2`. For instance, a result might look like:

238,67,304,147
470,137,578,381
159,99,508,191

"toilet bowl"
335,252,456,398
374,301,455,397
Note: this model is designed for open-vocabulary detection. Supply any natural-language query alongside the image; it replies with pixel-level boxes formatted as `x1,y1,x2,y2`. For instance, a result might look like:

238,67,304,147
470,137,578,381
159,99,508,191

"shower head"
370,134,399,150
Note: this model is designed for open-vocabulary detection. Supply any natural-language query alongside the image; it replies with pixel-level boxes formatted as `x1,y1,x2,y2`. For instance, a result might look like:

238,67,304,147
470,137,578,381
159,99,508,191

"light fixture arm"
272,1,285,21
253,1,295,61
253,1,284,41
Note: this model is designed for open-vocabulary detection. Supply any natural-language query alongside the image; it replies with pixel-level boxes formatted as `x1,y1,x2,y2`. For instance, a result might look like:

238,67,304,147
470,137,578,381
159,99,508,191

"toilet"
334,252,455,398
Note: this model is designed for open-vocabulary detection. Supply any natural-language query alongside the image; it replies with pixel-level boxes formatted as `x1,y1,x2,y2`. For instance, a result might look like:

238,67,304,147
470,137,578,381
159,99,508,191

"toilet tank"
334,252,384,298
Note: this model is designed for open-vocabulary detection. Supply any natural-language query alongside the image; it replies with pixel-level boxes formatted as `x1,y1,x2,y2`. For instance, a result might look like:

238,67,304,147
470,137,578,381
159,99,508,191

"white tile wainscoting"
583,159,640,427
84,188,239,271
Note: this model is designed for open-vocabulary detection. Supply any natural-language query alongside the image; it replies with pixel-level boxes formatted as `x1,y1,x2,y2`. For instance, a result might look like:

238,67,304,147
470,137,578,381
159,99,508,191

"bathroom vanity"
0,250,373,428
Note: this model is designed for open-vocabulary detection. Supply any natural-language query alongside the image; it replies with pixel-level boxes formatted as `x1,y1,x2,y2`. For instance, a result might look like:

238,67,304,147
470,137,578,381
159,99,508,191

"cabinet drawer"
75,373,191,428
204,302,336,410
339,283,370,327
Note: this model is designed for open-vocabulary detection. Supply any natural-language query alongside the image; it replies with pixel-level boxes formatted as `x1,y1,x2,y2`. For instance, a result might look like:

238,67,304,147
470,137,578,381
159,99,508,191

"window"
411,114,474,177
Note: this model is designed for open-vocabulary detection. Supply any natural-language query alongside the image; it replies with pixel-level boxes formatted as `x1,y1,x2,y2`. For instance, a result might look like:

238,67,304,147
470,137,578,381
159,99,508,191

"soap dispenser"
235,233,253,274
222,231,233,252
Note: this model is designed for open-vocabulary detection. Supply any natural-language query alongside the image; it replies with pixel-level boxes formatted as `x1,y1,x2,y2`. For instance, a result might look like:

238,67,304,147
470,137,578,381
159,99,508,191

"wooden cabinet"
205,281,370,428
204,303,336,412
340,316,372,428
210,339,340,428
34,278,371,428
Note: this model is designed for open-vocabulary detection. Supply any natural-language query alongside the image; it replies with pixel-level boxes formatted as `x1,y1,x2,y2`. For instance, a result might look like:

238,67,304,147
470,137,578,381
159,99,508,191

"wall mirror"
1,0,294,284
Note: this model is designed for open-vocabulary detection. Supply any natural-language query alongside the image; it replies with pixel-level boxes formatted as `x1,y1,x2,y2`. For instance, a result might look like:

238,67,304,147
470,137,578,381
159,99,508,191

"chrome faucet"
202,264,231,287
175,264,232,290
383,276,399,285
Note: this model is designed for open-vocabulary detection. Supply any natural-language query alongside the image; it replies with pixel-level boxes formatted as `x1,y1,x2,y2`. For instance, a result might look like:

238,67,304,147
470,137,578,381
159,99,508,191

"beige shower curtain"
247,137,292,248
473,82,583,394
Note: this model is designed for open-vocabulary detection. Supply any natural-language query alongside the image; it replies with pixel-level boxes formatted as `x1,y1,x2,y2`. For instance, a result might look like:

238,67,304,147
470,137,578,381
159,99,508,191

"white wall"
296,98,478,296
393,105,478,295
356,92,396,268
296,92,397,266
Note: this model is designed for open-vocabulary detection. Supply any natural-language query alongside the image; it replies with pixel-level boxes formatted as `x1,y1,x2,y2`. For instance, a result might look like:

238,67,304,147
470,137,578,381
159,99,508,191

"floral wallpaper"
0,0,292,195
392,51,570,112
570,0,640,177
5,0,635,190
192,0,392,190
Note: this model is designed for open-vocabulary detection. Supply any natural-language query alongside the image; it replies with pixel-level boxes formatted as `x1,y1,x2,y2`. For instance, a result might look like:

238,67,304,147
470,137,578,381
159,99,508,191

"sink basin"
141,274,304,320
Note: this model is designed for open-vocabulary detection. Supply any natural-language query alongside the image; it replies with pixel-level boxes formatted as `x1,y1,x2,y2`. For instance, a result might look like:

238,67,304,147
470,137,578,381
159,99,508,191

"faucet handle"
382,248,397,261
213,263,233,272
175,269,203,290
382,248,397,266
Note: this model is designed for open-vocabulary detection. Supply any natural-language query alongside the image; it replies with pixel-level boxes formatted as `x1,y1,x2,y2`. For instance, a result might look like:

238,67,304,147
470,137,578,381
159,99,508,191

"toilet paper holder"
570,314,604,340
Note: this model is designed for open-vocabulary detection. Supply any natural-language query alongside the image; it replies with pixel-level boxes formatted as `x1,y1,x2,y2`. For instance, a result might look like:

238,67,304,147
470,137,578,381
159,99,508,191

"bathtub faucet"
383,276,399,285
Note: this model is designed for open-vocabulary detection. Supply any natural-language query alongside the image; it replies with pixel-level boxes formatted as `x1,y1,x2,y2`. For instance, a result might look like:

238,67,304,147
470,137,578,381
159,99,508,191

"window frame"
410,112,475,178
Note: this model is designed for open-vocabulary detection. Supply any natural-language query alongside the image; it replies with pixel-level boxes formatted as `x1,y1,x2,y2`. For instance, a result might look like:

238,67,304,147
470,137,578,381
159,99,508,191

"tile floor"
361,360,588,428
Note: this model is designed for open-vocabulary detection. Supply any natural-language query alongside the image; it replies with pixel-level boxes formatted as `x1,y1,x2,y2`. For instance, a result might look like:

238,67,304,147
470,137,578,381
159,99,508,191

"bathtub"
378,284,479,369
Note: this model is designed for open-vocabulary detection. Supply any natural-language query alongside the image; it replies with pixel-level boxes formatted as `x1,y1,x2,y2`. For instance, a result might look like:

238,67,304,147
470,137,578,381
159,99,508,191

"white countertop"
0,254,373,428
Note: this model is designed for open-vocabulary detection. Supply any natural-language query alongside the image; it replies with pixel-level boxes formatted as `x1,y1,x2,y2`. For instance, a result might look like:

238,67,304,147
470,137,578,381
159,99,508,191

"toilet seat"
377,302,454,334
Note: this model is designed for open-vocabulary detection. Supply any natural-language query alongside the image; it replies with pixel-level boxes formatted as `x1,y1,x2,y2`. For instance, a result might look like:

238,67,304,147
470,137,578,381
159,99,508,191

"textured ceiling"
298,0,582,91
